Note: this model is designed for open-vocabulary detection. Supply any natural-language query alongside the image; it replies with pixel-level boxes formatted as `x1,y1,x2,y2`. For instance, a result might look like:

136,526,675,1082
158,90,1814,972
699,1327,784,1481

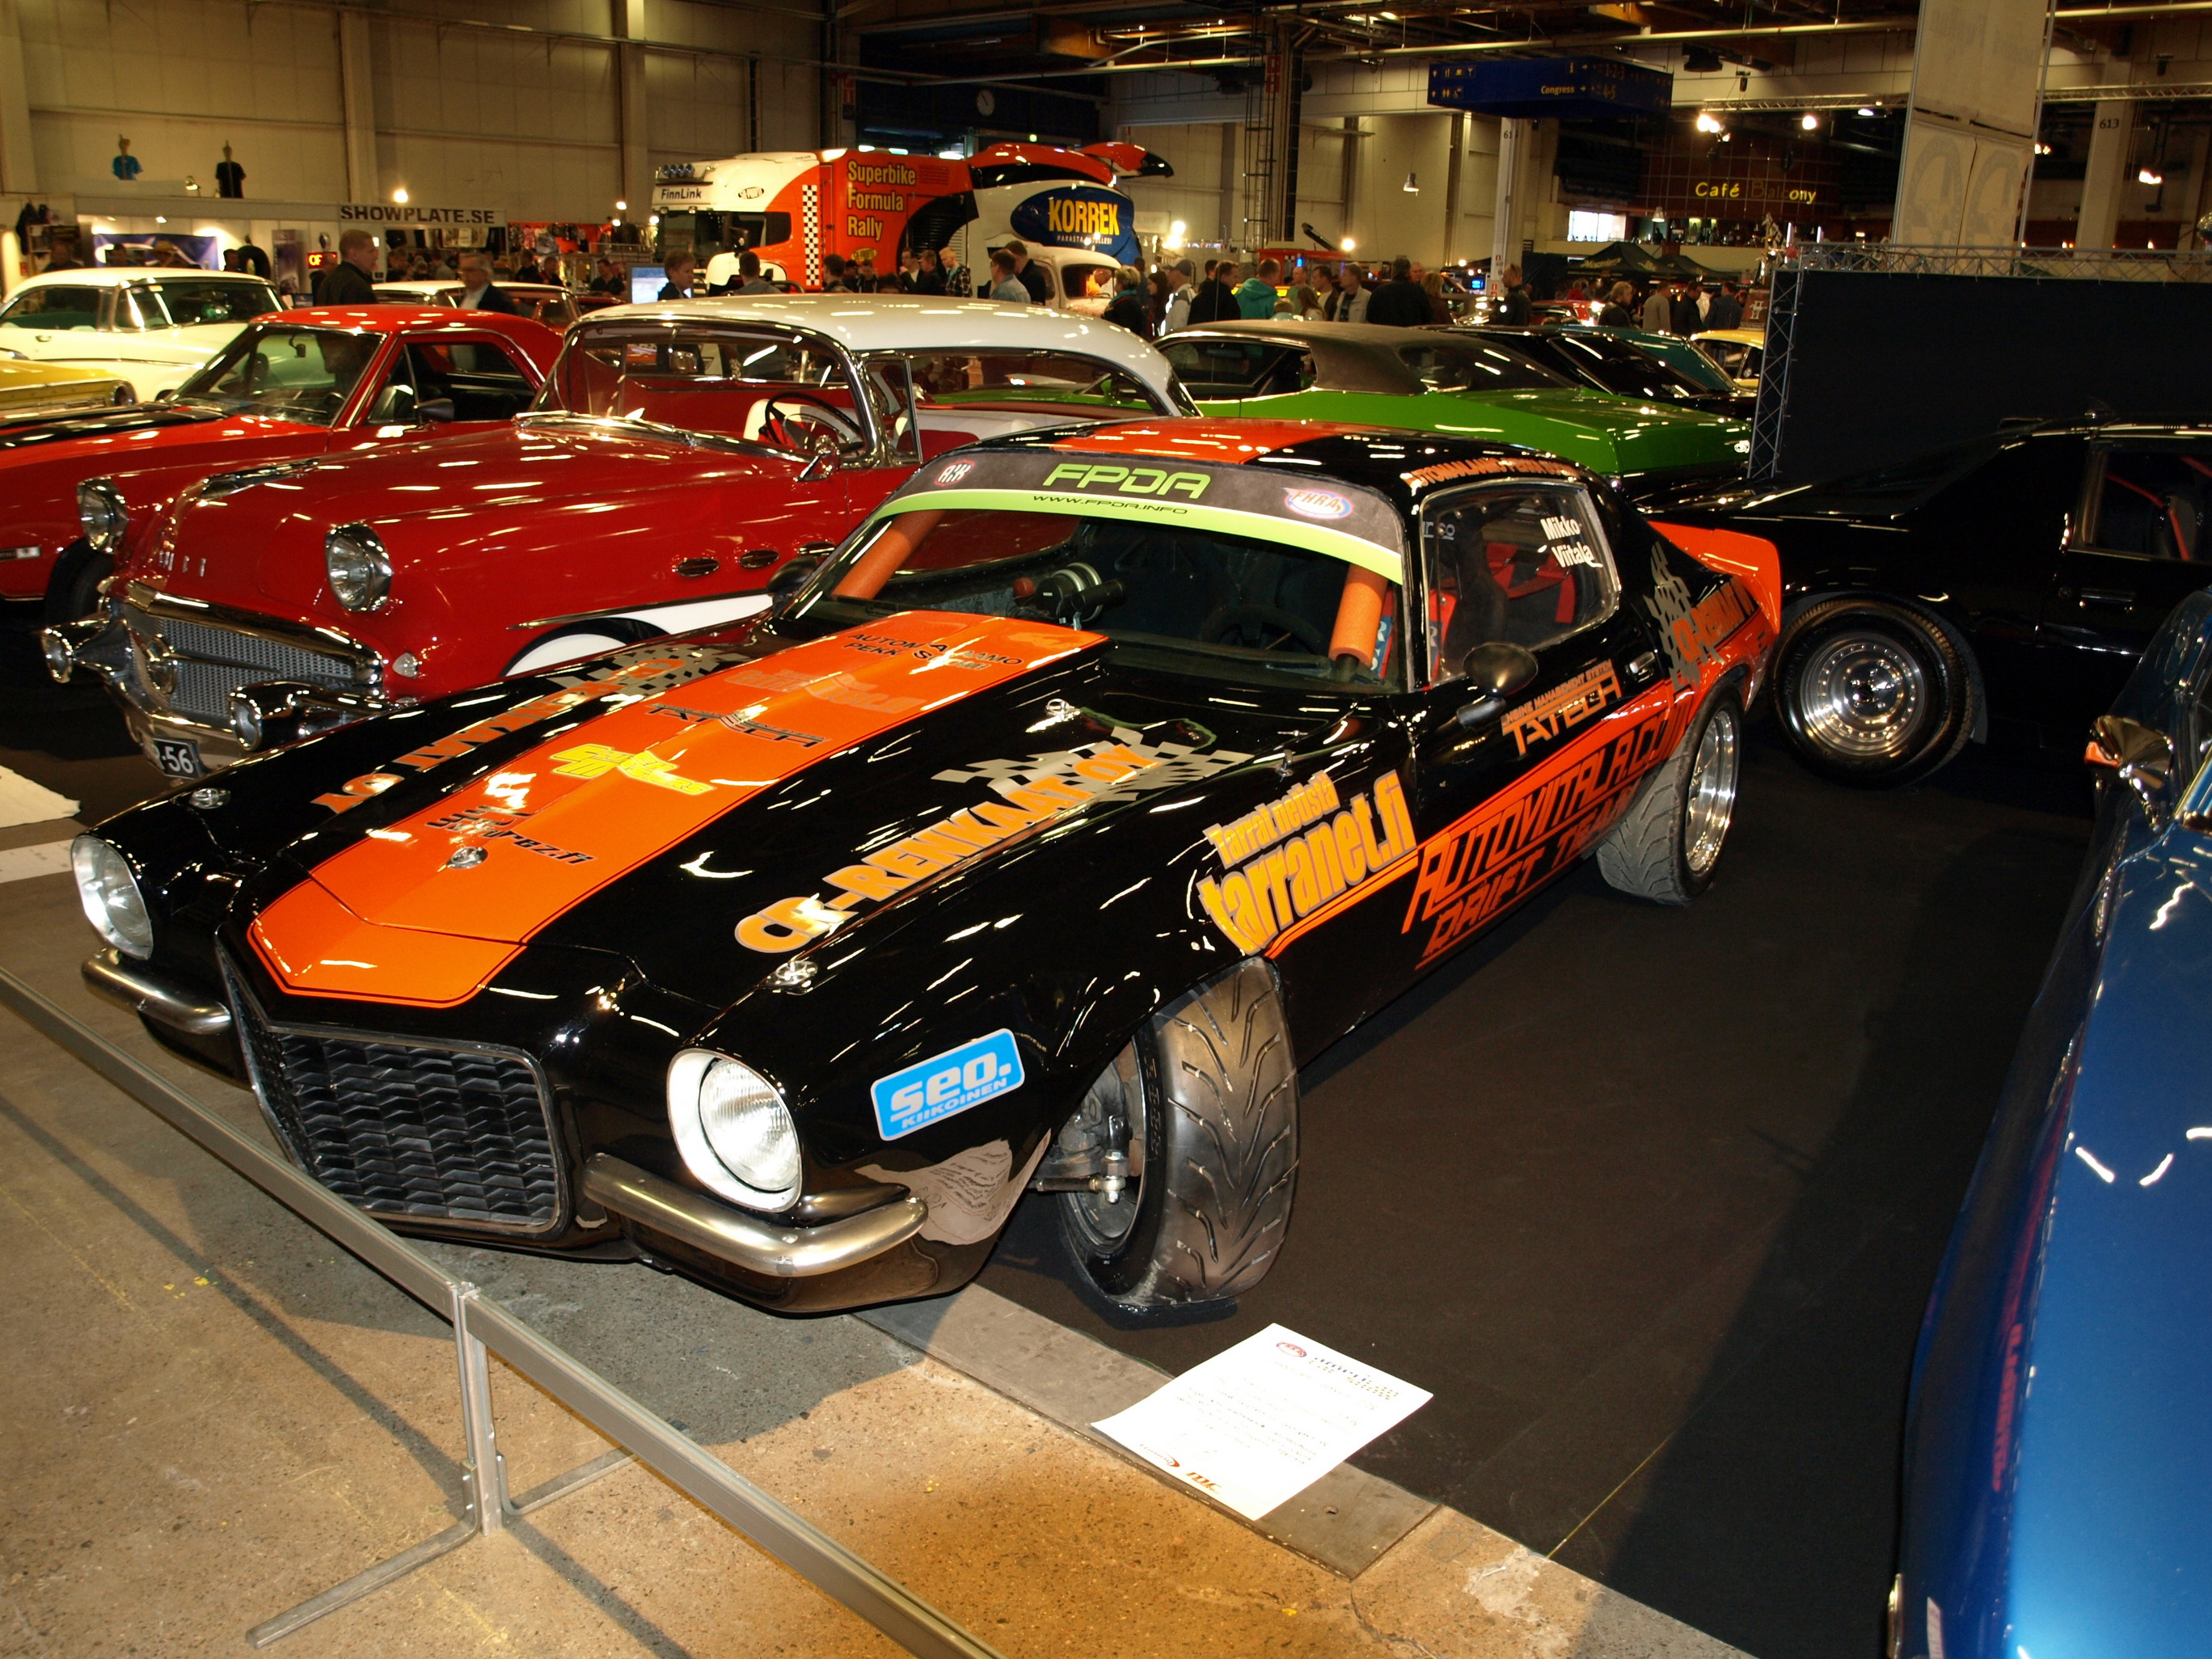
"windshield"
130,277,280,328
1784,437,2000,513
1518,332,1708,401
791,456,1407,690
173,326,382,424
540,321,864,448
1602,328,1737,394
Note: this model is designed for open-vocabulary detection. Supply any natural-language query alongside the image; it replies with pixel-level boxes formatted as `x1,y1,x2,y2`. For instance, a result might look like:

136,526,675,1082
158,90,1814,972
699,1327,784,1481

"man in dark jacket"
1704,280,1745,331
1492,263,1532,326
1003,239,1050,306
1364,255,1430,327
316,230,381,305
1187,260,1239,324
1669,280,1703,336
457,252,519,313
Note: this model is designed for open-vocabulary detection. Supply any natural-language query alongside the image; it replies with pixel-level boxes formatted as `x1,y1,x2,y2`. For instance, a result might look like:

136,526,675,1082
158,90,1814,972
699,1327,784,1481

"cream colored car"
0,355,133,420
1691,327,1765,393
0,269,281,401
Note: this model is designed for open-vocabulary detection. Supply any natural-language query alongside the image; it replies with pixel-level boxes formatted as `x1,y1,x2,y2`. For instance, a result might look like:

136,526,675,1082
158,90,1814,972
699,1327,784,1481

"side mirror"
367,384,416,424
1452,640,1540,728
768,555,822,615
416,397,456,424
2086,713,2175,822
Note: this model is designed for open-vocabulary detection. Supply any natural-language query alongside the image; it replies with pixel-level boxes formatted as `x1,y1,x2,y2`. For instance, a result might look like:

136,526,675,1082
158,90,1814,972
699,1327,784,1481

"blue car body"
1897,588,2212,1659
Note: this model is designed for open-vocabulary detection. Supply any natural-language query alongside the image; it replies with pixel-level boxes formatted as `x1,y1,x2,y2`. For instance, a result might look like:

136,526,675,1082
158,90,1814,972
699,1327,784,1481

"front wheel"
1597,687,1743,905
44,542,111,625
1774,598,1976,787
1053,958,1298,1310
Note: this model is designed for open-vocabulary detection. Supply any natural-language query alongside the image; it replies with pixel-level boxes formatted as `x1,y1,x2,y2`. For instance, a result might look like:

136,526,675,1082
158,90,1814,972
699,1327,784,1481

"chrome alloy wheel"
1683,703,1741,877
1796,631,1928,759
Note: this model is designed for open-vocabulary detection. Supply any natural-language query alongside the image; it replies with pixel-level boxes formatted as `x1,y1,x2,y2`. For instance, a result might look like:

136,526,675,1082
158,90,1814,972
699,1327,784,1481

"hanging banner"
1008,185,1139,264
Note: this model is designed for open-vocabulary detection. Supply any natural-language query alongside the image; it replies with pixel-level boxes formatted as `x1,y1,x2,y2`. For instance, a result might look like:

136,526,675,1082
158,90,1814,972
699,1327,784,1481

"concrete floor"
0,865,1741,1659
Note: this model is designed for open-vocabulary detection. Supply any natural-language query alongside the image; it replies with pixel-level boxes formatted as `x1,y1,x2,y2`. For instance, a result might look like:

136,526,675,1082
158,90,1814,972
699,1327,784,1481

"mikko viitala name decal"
871,1029,1025,1138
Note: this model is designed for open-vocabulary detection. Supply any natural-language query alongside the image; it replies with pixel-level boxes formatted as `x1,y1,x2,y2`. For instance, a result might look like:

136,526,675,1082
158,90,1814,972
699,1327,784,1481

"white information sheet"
1092,1323,1431,1521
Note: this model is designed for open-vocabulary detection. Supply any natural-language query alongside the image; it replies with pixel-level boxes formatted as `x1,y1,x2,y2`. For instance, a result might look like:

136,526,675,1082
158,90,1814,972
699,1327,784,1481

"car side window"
1,286,102,329
1420,483,1619,684
406,340,538,422
1157,339,1311,399
2086,447,2212,561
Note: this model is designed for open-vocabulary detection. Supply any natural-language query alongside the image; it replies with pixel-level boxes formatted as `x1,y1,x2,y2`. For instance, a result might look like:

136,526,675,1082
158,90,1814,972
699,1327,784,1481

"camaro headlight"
70,835,154,959
667,1049,801,1211
324,523,391,611
77,479,127,554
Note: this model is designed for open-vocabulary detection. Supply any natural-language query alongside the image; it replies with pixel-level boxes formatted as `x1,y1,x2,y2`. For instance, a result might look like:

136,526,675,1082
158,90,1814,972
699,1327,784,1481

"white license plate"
149,736,203,778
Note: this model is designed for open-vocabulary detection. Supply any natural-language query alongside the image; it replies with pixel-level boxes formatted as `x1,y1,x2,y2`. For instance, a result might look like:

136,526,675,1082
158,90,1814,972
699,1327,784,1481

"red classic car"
45,295,1191,779
3,306,560,623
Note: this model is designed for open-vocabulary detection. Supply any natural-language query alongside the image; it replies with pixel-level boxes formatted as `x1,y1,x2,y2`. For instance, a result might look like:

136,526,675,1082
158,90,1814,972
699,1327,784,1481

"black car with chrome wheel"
1657,420,2212,787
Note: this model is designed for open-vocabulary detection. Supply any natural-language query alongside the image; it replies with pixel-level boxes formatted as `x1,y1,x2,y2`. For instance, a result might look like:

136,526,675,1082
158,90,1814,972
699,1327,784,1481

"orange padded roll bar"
1328,565,1391,667
834,511,945,599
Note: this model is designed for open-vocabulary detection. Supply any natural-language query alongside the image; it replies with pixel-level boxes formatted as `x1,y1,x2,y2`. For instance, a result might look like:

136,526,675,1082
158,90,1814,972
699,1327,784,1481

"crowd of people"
252,223,1756,348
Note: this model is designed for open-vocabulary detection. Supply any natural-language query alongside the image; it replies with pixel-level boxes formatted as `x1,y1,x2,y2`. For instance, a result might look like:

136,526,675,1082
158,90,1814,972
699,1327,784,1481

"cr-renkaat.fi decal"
735,728,1250,952
870,1029,1026,1139
1197,769,1417,955
1501,661,1623,757
1404,701,1672,967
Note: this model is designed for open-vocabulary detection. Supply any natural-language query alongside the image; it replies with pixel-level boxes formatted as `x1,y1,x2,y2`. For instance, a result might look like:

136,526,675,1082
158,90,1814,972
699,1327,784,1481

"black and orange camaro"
74,420,1779,1313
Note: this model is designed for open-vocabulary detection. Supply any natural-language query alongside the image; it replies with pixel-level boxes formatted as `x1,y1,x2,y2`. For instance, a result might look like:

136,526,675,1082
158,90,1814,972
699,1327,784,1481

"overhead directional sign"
1429,57,1673,121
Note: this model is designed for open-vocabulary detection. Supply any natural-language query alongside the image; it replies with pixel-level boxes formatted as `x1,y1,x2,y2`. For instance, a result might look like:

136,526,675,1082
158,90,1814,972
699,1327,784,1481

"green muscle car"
1161,319,1749,496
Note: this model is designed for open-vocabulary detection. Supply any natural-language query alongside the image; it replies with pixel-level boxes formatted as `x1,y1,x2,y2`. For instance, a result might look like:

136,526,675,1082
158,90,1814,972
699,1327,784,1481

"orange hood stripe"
251,612,1102,1007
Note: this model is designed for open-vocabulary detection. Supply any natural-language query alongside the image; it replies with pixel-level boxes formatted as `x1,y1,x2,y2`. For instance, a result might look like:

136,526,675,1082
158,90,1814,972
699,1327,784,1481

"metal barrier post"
0,965,1009,1659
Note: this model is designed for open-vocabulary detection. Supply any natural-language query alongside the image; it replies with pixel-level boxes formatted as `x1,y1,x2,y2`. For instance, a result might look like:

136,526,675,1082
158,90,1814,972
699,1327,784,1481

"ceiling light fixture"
1857,106,1877,116
1800,112,1819,130
1695,112,1721,133
1404,171,1419,192
1340,236,1357,251
392,188,409,204
2140,167,2163,184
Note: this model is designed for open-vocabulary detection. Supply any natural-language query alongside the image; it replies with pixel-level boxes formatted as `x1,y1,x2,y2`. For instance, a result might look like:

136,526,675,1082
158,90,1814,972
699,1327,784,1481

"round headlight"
77,479,127,554
324,523,391,612
666,1049,801,1210
70,835,154,959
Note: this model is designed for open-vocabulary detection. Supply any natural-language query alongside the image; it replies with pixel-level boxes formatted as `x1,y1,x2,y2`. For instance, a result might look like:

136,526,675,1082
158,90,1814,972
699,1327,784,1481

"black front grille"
238,997,564,1234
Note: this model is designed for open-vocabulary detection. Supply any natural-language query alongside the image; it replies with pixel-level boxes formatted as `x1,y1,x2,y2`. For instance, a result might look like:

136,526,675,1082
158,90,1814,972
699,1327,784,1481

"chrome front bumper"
581,1155,930,1278
45,583,392,773
82,948,234,1036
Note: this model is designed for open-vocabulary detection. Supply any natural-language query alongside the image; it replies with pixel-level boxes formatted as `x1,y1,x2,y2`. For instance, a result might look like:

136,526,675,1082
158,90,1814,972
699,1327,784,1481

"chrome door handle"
2079,587,2137,607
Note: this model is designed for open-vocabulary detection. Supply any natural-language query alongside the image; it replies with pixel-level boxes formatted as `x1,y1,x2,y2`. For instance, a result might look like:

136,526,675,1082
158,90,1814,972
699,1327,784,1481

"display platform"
977,728,2092,1659
0,642,2092,1659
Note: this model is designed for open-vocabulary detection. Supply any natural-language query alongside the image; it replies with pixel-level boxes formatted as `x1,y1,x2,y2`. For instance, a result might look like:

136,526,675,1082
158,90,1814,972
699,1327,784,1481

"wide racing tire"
1597,686,1743,905
1055,958,1298,1310
1773,597,1977,787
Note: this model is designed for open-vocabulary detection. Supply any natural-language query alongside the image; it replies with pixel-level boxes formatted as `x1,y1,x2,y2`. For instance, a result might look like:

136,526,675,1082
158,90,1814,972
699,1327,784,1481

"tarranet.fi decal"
872,1029,1025,1139
1197,769,1417,956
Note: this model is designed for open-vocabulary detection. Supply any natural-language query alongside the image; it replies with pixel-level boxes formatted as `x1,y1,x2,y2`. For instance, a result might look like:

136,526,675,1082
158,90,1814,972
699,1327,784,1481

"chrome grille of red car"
125,604,358,721
235,997,564,1235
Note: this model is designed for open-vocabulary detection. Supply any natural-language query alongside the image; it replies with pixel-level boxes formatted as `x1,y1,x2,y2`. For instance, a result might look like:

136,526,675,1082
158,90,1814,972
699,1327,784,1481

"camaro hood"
242,613,1313,1015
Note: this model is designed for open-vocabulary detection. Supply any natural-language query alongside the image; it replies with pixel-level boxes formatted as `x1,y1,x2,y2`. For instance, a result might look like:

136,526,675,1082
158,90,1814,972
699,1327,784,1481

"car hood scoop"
247,612,1107,1008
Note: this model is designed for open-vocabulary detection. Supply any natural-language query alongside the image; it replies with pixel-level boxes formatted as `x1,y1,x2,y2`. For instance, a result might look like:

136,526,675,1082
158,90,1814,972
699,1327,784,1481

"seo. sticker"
871,1029,1026,1139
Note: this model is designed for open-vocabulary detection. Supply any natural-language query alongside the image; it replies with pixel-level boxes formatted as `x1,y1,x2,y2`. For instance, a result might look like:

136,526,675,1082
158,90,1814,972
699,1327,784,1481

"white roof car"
604,292,1177,402
0,268,281,401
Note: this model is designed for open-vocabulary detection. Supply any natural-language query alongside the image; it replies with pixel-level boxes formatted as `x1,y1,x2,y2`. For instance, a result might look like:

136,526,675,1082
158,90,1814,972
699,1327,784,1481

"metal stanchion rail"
0,965,1008,1659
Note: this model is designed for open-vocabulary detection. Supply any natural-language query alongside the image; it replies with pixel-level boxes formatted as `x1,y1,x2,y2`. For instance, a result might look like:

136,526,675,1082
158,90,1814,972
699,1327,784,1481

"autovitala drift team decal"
1405,701,1672,968
1197,769,1417,956
736,728,1252,952
870,1029,1025,1139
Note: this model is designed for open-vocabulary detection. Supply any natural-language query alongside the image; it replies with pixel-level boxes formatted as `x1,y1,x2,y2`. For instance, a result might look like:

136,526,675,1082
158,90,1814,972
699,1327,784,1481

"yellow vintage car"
1691,327,1765,393
0,353,133,423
